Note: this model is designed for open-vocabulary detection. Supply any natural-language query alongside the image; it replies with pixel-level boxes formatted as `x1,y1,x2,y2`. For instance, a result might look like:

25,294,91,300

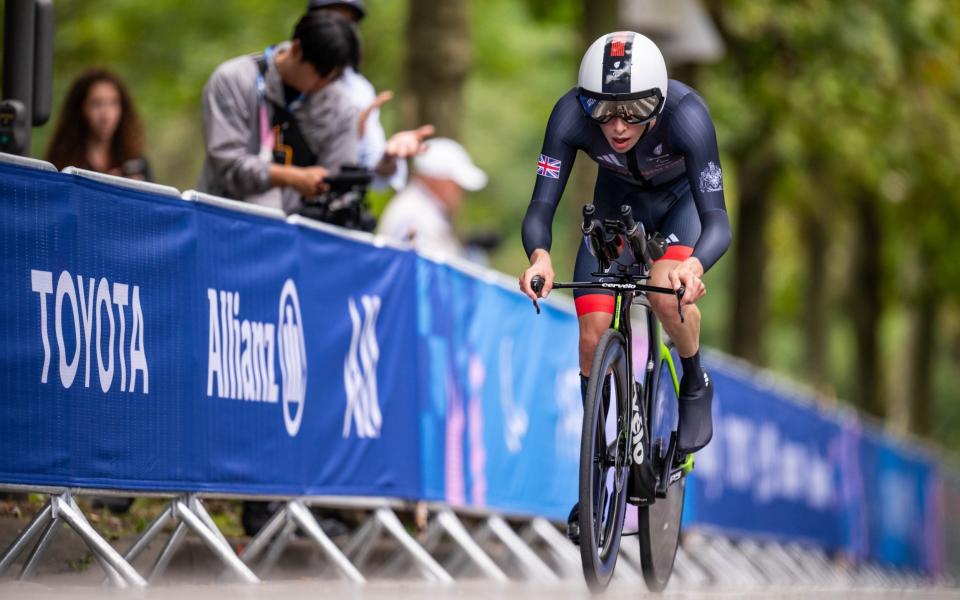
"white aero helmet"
577,31,668,125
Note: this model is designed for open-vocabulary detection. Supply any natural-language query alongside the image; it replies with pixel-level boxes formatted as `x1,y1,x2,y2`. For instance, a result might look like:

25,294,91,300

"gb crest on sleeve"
698,161,723,193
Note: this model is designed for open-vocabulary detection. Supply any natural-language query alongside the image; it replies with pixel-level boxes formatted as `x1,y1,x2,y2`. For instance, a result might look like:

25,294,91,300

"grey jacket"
197,42,358,214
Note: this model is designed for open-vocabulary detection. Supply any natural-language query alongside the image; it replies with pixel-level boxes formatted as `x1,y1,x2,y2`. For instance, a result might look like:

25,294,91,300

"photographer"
307,0,433,191
197,11,359,214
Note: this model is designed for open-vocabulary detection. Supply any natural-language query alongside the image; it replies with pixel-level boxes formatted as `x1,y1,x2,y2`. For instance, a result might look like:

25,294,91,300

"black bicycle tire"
637,356,686,592
579,328,630,593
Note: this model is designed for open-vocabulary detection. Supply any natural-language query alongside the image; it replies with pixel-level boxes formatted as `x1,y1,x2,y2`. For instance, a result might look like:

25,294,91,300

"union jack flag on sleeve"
537,154,561,179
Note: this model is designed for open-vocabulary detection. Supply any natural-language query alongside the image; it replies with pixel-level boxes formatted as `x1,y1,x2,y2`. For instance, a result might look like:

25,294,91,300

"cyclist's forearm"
522,201,557,258
691,209,731,272
529,248,552,264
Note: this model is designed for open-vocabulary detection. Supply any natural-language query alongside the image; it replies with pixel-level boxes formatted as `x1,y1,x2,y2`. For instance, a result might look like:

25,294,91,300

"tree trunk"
729,151,777,365
851,194,885,418
907,264,937,435
403,0,471,138
802,209,829,386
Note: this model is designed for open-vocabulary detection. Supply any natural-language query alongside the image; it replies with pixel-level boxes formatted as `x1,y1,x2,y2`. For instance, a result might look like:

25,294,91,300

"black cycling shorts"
573,170,701,316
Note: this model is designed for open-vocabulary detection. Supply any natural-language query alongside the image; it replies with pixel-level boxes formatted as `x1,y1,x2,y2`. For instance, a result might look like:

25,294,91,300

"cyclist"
517,32,731,538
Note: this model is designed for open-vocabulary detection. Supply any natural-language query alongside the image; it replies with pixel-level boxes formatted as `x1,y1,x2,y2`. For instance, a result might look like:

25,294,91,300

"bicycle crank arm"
655,432,679,498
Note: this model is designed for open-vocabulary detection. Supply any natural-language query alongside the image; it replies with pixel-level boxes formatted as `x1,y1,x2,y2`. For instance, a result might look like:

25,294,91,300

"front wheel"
637,356,686,592
579,329,630,592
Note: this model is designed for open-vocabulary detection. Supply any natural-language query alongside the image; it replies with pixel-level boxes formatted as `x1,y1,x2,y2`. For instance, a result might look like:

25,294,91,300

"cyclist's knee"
647,261,679,318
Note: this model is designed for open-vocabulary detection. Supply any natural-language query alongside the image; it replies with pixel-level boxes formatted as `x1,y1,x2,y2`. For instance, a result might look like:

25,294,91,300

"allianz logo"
30,269,149,394
342,295,382,439
205,279,307,438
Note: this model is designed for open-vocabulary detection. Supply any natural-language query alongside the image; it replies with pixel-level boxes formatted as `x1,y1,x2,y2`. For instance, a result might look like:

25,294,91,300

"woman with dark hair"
45,68,152,180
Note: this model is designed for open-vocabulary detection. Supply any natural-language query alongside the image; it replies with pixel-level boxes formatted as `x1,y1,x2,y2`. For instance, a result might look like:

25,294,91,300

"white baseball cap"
413,138,488,192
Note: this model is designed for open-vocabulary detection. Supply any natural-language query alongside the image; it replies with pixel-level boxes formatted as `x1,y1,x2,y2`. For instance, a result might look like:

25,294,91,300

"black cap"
307,0,365,20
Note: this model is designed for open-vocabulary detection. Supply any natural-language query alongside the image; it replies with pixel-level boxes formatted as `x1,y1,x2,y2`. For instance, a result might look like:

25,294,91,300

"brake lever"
531,275,545,315
676,285,686,324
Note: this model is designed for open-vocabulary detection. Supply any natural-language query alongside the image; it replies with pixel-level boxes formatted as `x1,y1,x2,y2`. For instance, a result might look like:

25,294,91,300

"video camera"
298,165,376,232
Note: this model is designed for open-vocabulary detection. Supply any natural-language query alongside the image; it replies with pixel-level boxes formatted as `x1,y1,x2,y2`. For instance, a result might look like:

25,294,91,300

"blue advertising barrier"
0,163,421,499
681,359,944,573
416,259,580,520
0,160,947,574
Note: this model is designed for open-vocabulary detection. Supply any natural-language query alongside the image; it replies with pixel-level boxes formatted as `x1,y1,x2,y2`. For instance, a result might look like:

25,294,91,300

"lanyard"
256,45,304,161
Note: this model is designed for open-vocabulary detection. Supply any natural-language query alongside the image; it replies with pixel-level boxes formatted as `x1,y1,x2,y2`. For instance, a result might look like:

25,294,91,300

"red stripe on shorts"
575,294,615,316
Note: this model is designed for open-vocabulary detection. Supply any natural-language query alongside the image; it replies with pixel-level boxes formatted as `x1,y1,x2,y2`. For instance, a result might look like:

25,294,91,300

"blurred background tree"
4,0,959,450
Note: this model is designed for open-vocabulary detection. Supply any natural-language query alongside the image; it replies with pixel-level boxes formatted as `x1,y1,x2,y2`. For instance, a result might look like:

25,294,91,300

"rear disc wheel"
638,359,686,592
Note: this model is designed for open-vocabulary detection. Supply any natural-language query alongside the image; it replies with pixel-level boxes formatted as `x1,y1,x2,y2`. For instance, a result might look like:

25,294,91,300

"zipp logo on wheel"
631,388,645,465
343,295,383,439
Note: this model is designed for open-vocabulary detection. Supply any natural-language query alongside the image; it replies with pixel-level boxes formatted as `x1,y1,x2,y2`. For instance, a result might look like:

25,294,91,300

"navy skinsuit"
521,80,732,315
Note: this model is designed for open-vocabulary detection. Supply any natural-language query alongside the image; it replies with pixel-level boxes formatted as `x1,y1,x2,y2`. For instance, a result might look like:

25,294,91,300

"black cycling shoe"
566,502,580,545
677,367,714,454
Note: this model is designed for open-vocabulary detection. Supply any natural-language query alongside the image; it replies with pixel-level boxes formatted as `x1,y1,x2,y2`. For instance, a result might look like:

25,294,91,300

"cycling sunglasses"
577,88,663,125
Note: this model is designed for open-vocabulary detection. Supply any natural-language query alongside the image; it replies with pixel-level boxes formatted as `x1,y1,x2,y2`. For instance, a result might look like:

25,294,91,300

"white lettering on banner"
343,295,382,439
31,269,149,394
695,411,837,509
206,290,278,403
31,270,53,383
55,270,80,388
278,280,307,437
205,279,304,437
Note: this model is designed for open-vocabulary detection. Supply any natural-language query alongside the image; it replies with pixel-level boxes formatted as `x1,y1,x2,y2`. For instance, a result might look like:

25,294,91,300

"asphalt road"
1,580,957,600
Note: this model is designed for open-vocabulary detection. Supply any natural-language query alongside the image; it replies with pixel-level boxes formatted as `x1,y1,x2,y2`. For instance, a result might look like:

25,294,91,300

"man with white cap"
378,138,487,256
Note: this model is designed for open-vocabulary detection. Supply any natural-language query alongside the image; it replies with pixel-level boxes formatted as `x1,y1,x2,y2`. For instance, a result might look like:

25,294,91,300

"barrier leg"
257,519,296,578
764,543,816,585
441,522,487,577
521,518,580,578
434,510,507,582
0,501,53,576
188,496,232,550
53,494,146,587
485,515,558,582
61,497,125,589
123,504,173,564
90,547,128,589
343,513,380,570
148,522,186,583
18,515,60,581
241,504,288,566
288,500,364,583
381,515,443,577
671,544,711,588
374,508,452,583
174,499,259,584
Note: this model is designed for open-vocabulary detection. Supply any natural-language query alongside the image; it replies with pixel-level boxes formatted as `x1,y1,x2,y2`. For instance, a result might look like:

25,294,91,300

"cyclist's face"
600,117,653,154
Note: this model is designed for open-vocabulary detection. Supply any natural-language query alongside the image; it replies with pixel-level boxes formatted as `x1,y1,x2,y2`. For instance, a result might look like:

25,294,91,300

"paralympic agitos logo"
205,279,307,437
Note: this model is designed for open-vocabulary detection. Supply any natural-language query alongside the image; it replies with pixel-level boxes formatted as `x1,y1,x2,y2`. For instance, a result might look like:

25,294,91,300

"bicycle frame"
552,279,693,494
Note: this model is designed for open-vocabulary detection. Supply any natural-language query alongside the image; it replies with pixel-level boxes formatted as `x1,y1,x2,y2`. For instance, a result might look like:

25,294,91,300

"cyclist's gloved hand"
667,257,706,306
519,249,555,301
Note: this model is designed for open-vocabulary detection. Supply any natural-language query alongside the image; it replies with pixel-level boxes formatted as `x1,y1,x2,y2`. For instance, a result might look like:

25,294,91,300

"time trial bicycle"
531,203,694,592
